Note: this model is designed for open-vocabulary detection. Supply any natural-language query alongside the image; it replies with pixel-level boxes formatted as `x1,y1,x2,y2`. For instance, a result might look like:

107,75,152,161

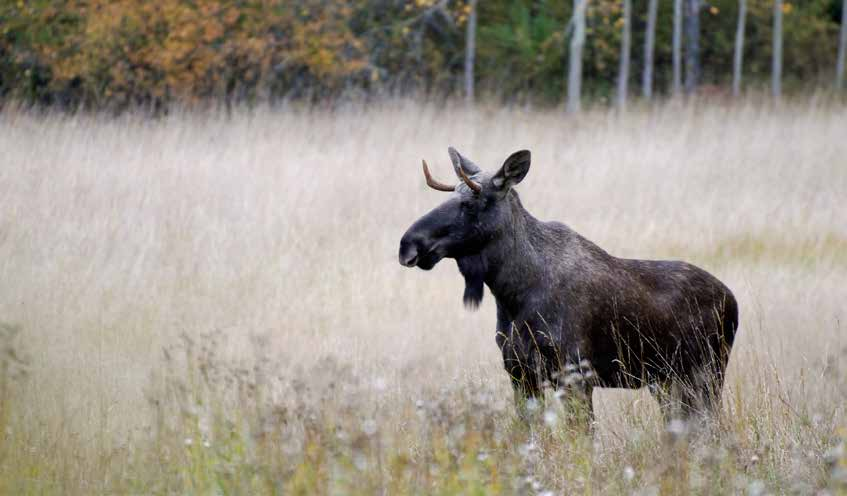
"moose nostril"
399,242,419,267
399,250,418,267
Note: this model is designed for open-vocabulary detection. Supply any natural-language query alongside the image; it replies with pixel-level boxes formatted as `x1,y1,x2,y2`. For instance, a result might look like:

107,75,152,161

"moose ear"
492,150,531,190
447,146,482,175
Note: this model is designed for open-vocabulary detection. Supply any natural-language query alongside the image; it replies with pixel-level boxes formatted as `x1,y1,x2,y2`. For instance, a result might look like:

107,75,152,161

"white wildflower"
362,418,378,436
543,409,559,428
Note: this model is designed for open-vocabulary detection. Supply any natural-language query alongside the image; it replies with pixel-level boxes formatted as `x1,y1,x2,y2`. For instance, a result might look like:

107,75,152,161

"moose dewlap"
399,147,738,420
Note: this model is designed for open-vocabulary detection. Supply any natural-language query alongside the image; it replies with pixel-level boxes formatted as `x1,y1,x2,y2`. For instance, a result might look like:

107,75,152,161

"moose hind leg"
688,365,726,417
651,371,723,430
649,381,680,423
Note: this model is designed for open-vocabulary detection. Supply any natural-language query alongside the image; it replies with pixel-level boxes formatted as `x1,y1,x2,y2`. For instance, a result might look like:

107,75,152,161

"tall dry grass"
0,99,845,494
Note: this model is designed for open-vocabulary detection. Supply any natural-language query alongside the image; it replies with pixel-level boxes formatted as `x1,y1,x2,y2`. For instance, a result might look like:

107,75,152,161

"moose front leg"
553,361,597,431
495,315,542,421
562,383,596,431
504,352,542,421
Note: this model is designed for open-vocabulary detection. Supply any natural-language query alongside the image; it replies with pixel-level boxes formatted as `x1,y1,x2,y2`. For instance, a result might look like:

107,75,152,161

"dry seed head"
543,409,559,427
666,419,689,437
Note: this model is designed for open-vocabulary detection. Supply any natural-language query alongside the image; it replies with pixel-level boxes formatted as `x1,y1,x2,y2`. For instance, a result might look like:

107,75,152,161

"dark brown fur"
400,148,738,419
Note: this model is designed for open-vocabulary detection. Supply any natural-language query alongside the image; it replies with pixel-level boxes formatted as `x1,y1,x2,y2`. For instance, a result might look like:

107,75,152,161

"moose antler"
422,160,456,192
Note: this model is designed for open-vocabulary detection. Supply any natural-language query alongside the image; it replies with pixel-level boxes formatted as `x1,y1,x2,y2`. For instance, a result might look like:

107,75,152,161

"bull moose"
399,147,738,421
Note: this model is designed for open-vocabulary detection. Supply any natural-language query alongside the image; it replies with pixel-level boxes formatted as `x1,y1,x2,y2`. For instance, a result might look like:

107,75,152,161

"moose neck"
477,192,550,317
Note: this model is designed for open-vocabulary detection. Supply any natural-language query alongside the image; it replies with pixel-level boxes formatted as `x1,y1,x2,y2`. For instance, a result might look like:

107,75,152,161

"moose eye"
460,199,479,213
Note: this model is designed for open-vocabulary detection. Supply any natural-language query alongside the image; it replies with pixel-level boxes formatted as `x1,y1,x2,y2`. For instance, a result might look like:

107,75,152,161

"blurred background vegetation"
0,0,844,111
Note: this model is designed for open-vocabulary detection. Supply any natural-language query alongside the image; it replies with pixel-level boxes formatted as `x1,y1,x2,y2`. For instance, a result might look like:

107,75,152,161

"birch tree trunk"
684,0,701,95
673,0,683,95
464,0,478,105
772,0,783,98
733,0,747,96
568,0,587,113
617,0,632,109
836,0,847,90
643,0,659,99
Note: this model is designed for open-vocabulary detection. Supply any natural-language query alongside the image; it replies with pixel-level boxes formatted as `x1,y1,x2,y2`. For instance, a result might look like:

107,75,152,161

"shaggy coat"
399,148,738,417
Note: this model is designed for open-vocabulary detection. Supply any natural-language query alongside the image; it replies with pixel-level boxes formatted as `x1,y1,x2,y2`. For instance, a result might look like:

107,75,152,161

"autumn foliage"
1,0,372,108
0,0,843,109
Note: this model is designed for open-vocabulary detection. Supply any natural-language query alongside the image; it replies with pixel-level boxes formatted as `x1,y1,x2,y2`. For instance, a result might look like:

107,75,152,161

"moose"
399,147,738,422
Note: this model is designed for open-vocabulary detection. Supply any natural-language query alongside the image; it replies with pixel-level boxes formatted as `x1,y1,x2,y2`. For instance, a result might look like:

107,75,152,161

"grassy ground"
0,99,845,494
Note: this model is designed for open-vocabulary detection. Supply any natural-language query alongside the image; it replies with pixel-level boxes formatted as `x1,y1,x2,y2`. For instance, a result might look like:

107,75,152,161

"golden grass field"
0,99,846,494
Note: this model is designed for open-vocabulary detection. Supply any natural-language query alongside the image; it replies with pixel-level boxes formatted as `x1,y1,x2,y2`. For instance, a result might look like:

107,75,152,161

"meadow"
0,98,845,494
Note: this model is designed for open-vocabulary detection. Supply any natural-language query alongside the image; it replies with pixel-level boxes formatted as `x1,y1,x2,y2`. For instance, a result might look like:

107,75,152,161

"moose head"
398,147,531,308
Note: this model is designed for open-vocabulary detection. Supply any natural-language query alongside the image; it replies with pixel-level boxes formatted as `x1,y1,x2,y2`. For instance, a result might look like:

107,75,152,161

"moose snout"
398,236,419,267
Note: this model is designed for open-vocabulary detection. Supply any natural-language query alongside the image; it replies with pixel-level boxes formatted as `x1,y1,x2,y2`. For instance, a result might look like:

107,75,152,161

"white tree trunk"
673,0,683,95
568,0,587,113
643,0,659,99
733,0,747,96
684,0,701,94
772,0,783,98
836,0,847,90
617,0,632,109
465,0,478,105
